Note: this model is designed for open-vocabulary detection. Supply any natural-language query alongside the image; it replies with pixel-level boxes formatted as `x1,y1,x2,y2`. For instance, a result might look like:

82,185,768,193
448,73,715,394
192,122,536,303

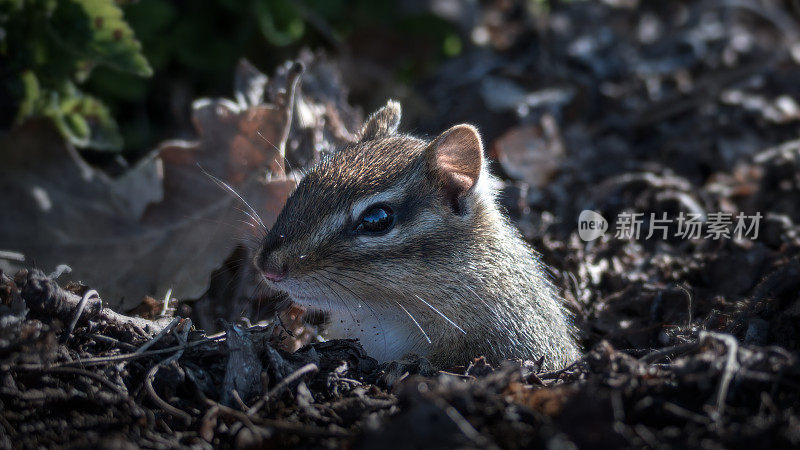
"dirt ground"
2,1,800,449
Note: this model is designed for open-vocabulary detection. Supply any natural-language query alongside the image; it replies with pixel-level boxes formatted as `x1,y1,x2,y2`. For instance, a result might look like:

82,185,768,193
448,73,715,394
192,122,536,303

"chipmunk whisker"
463,282,492,309
307,274,334,315
394,300,431,344
414,294,466,335
328,269,450,343
313,273,359,326
321,268,389,355
233,208,268,239
257,130,282,154
341,267,466,336
198,164,267,230
317,271,390,355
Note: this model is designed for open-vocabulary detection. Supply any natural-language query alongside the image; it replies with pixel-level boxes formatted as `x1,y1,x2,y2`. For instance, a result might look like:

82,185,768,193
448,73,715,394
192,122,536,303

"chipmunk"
255,100,580,369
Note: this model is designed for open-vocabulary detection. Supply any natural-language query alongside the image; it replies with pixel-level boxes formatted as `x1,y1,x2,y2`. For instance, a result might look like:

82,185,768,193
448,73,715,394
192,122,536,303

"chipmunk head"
255,100,491,321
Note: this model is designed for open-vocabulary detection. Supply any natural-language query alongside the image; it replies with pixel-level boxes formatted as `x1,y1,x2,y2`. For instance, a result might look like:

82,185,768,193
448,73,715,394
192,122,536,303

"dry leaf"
0,62,303,309
491,115,565,188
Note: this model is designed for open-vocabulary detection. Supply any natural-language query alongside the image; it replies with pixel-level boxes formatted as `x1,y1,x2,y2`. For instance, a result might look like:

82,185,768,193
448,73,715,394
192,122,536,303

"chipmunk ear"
359,100,401,141
426,124,484,213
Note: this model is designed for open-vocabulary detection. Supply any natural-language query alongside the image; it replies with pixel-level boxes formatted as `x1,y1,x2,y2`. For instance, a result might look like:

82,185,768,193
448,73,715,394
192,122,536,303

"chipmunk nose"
257,254,288,282
262,265,287,282
255,241,289,283
255,232,288,281
255,249,288,282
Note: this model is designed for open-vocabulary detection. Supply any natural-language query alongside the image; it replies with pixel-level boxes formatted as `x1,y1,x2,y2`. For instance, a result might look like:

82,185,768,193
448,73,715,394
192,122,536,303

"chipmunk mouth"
267,276,334,311
261,270,383,319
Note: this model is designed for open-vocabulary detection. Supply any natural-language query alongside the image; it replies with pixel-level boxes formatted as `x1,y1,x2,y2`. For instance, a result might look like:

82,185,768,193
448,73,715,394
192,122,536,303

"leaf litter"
2,1,800,449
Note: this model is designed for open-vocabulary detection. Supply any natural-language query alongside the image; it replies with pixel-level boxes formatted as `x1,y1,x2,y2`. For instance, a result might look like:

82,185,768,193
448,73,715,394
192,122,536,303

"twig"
159,288,174,318
199,405,220,442
677,283,693,326
145,364,192,424
214,401,349,438
247,363,319,415
48,264,71,279
19,270,175,336
208,400,259,434
230,389,249,412
632,424,660,449
0,250,25,261
334,377,364,386
59,289,98,344
89,334,138,352
610,390,625,422
538,359,581,380
700,331,740,421
256,417,349,438
435,397,499,450
638,342,698,364
662,401,711,425
43,366,129,397
437,370,476,381
145,319,193,424
40,343,195,369
135,317,181,354
277,61,304,154
49,335,225,368
0,414,17,438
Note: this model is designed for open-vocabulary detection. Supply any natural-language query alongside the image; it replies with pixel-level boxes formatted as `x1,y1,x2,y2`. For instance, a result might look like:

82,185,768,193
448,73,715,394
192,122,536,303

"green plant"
0,0,152,150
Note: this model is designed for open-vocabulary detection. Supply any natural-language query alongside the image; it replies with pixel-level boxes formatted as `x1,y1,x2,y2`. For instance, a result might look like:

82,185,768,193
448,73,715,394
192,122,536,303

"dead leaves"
1,56,359,310
491,115,565,188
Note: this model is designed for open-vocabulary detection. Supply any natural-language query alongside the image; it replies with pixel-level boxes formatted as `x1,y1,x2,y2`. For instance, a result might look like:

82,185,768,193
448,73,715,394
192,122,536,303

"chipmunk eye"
355,205,395,234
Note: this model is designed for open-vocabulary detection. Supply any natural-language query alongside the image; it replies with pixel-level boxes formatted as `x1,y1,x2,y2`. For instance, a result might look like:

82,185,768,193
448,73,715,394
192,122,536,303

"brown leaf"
505,383,574,417
491,115,565,188
0,62,303,309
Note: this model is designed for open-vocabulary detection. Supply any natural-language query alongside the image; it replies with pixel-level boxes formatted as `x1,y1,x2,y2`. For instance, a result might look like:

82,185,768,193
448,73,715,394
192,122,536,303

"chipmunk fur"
255,100,580,369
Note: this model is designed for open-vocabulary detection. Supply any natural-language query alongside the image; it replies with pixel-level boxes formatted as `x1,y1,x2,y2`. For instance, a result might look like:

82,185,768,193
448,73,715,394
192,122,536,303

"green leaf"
17,70,42,120
254,0,304,47
16,73,123,151
55,82,123,150
50,0,152,77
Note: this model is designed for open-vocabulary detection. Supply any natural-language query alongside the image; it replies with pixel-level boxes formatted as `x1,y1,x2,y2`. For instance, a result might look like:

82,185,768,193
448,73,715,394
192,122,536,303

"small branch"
58,337,222,368
144,319,193,424
434,397,499,450
135,317,181,354
214,401,348,438
19,269,175,337
538,359,581,380
638,342,698,364
700,331,741,422
9,332,224,372
59,289,98,344
437,370,476,381
230,389,249,412
159,288,174,318
16,365,129,398
144,363,192,424
662,402,711,425
89,333,138,352
247,363,318,416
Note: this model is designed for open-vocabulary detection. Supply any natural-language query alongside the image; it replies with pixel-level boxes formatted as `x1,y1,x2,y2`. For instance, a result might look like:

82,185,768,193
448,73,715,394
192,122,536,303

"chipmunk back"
255,100,580,369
